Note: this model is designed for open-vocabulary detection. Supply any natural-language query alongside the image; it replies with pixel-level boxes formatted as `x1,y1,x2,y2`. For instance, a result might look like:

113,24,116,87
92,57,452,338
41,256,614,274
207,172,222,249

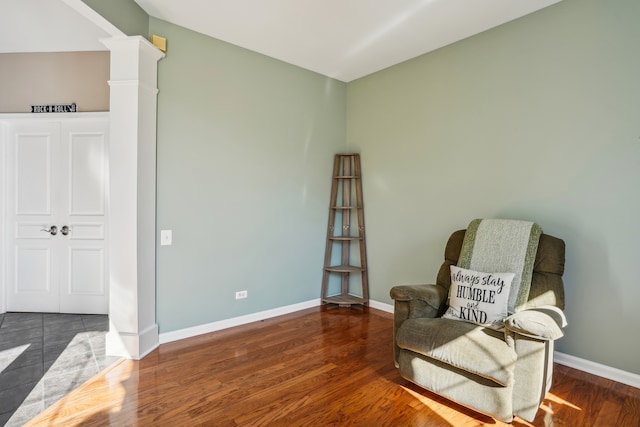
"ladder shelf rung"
328,236,362,241
322,294,367,306
325,264,364,273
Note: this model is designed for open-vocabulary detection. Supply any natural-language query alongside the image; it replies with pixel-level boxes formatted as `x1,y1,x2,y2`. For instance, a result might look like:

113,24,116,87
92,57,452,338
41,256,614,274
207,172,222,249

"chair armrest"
505,306,567,341
390,283,447,311
390,284,447,366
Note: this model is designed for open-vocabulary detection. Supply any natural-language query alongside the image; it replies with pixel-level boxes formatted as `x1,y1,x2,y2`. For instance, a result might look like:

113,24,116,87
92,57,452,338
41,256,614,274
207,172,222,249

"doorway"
3,115,109,314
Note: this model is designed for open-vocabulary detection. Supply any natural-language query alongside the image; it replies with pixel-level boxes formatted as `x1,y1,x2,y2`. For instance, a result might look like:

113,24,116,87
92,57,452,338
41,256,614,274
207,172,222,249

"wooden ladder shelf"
321,153,369,307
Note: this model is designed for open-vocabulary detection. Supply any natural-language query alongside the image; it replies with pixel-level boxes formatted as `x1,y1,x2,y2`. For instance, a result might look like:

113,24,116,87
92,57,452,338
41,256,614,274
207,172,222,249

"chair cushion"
396,317,516,386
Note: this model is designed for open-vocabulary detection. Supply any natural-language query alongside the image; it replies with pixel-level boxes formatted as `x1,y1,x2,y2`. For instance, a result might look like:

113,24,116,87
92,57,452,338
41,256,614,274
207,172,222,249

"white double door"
5,117,109,314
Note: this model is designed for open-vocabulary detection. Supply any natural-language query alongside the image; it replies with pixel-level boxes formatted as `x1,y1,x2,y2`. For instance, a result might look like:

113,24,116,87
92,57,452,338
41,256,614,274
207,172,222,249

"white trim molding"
160,299,322,344
554,351,640,389
106,323,159,360
369,300,393,313
160,299,397,344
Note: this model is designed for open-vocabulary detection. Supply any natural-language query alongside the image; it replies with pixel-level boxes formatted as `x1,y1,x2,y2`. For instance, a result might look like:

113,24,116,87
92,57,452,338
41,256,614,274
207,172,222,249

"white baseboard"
159,299,322,344
160,298,396,344
368,300,393,313
106,323,159,360
554,351,640,389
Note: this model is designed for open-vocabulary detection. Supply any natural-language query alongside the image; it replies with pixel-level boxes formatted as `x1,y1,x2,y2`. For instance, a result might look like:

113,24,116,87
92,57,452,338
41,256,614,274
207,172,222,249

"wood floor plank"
594,400,622,427
24,306,640,426
617,393,640,427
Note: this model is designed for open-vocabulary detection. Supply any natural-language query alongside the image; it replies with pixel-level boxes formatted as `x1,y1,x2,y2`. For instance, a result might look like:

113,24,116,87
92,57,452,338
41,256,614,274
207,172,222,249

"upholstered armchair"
390,222,566,422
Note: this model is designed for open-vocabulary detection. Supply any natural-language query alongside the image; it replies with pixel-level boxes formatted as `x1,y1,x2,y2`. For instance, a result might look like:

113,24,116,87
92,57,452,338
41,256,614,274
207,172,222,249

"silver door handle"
41,225,58,236
61,225,70,236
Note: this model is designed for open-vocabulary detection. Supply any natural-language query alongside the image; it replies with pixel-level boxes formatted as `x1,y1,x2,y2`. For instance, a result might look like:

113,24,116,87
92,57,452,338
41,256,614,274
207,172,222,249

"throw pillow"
442,265,514,329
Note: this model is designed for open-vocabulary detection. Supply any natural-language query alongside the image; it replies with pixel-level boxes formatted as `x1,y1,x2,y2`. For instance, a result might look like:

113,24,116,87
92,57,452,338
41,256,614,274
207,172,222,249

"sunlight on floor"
25,360,132,426
401,386,583,426
0,344,30,373
86,360,131,418
534,392,583,427
543,392,581,410
401,386,461,423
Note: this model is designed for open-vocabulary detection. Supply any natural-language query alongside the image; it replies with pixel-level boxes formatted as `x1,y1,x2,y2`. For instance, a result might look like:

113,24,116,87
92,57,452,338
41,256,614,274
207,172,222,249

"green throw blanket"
458,219,542,314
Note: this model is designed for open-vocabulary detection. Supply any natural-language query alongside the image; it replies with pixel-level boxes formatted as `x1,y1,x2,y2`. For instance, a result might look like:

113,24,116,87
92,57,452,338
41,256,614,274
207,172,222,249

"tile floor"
0,312,120,426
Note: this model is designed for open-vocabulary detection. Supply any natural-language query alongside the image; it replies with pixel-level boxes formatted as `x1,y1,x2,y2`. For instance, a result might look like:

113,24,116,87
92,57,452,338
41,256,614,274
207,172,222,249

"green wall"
347,0,640,374
149,18,346,332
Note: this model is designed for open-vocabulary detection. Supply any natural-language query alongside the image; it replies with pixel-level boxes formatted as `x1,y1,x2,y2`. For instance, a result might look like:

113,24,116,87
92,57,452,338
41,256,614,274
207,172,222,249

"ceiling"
0,0,112,54
1,0,562,82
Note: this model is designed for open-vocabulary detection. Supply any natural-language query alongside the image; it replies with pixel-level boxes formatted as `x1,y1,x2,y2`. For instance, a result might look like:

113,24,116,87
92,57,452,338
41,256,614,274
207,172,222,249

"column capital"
101,36,165,83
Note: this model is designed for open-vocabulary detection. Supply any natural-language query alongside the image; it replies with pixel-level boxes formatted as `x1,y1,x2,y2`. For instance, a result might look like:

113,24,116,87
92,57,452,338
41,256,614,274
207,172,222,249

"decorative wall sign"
31,103,77,113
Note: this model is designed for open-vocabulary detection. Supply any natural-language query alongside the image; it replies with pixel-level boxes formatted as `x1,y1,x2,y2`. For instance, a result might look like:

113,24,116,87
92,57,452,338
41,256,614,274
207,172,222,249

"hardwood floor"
25,306,639,426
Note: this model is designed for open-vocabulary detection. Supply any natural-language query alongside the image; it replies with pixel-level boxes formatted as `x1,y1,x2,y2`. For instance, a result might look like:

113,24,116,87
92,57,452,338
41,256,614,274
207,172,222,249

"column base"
106,323,159,360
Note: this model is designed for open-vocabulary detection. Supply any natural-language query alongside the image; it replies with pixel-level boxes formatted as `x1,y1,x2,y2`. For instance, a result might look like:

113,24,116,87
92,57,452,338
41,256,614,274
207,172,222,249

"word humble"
456,285,496,304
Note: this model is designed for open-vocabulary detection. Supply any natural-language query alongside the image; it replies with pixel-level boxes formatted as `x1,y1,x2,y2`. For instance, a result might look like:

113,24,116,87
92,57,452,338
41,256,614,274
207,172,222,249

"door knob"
61,225,70,236
41,225,58,236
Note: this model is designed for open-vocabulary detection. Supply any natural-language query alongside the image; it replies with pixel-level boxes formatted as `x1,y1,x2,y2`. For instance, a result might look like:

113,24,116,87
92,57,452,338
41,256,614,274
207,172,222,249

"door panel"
69,248,104,294
16,247,52,292
7,122,60,312
59,121,109,314
69,132,105,215
15,245,57,314
16,133,52,215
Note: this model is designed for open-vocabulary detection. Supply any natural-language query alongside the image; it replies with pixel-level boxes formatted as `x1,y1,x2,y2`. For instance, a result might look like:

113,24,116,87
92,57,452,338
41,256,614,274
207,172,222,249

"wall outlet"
235,290,248,300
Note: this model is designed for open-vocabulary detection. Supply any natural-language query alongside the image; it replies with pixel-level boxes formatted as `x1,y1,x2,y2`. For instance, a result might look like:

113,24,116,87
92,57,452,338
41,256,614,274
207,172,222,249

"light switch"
160,230,172,246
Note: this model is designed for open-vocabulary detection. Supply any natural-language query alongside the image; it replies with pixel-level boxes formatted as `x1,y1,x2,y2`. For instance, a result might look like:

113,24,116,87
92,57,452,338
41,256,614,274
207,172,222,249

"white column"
102,36,164,359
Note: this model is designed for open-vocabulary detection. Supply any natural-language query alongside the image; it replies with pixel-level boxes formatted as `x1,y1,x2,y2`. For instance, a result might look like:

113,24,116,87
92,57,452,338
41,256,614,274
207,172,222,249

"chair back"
436,230,565,310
